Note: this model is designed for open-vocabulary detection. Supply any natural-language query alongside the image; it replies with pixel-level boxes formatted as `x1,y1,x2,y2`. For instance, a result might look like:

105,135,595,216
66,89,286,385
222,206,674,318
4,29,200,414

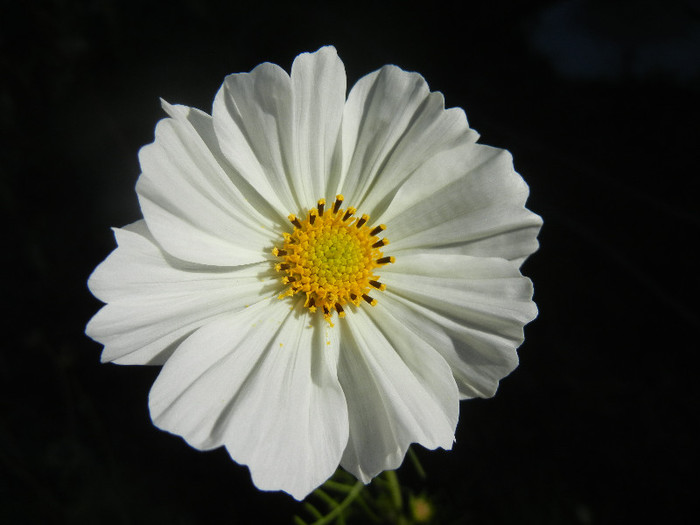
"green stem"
356,492,383,523
304,502,324,520
314,488,339,509
322,480,356,494
407,447,426,479
310,481,365,525
384,470,403,511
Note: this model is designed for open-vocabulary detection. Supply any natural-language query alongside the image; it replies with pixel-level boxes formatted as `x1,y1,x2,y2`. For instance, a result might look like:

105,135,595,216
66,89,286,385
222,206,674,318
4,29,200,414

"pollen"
274,195,394,325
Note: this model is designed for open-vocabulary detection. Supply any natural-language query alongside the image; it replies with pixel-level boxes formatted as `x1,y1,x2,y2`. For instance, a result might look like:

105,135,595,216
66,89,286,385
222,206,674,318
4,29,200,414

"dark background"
2,0,698,523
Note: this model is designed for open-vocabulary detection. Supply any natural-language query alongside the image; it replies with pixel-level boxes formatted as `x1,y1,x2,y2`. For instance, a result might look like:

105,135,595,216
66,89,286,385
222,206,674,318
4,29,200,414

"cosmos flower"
86,46,542,500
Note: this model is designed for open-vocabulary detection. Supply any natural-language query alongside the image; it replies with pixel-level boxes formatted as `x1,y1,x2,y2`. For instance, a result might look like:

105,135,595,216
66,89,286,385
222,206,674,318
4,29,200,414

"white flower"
86,46,542,500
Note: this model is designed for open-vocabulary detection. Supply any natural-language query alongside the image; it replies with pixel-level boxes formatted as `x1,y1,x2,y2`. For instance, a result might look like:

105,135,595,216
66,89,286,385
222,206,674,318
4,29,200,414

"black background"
2,0,698,523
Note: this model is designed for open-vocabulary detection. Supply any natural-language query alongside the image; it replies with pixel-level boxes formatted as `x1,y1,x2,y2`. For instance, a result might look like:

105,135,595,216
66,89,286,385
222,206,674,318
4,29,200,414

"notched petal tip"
294,44,339,62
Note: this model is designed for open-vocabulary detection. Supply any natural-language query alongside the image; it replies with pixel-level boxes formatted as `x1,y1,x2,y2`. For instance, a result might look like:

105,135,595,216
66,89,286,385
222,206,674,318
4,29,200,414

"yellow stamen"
332,194,344,214
370,224,385,236
273,197,394,324
288,214,302,229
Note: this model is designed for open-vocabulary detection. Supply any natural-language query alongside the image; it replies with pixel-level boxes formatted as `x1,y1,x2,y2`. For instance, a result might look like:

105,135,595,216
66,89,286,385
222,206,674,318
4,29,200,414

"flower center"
274,195,394,325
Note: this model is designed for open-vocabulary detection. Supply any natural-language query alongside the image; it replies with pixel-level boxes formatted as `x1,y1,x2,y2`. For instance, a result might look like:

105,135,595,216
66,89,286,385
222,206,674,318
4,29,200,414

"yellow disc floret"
274,195,394,325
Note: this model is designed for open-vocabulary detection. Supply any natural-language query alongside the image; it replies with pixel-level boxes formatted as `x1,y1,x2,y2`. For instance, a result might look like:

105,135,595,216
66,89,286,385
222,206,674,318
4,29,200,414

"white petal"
378,143,542,264
338,305,458,483
163,101,284,227
213,60,296,214
380,294,514,399
213,46,346,214
136,101,276,266
86,221,276,365
287,46,346,206
148,299,349,500
382,252,537,398
337,65,479,212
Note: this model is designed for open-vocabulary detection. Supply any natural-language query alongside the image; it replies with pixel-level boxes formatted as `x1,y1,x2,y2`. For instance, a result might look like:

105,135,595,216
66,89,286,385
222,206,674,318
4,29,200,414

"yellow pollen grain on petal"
273,197,394,324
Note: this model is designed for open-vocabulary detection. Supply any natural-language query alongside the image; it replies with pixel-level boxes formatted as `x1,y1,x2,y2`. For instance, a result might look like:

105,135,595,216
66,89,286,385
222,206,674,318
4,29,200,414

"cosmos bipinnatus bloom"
86,46,542,500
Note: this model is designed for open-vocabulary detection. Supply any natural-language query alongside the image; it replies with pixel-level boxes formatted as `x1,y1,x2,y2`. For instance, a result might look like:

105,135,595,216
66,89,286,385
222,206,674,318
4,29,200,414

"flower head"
86,46,542,500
